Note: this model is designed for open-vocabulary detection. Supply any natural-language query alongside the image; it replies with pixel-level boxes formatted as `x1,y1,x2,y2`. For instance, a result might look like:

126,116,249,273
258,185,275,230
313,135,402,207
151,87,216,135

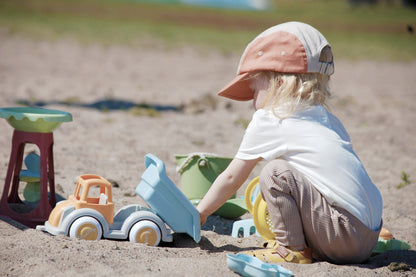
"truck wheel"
69,216,103,241
129,220,161,246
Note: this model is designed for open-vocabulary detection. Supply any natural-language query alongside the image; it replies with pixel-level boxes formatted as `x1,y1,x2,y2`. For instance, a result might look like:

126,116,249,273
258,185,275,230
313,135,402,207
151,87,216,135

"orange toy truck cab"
72,174,114,224
47,174,114,227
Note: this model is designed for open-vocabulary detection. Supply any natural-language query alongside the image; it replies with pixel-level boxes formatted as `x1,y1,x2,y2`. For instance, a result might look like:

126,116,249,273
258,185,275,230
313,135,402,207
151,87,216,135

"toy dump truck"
36,154,200,246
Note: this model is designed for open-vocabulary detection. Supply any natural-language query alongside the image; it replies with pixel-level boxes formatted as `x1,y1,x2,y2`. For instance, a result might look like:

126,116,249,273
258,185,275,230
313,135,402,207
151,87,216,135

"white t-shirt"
236,105,382,230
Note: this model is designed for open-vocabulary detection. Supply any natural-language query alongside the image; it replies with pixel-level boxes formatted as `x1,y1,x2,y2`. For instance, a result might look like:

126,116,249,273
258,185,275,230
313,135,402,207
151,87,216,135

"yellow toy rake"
244,176,275,241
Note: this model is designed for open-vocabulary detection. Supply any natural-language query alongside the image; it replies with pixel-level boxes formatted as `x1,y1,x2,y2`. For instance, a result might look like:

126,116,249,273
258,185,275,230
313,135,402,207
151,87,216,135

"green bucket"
175,153,233,201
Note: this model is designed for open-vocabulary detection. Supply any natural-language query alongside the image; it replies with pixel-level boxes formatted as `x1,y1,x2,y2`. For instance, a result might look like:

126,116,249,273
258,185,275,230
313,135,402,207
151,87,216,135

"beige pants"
259,159,381,264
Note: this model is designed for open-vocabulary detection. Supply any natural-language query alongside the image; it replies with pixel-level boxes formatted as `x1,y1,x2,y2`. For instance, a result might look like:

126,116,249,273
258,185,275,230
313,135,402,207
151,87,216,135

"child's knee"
259,159,294,194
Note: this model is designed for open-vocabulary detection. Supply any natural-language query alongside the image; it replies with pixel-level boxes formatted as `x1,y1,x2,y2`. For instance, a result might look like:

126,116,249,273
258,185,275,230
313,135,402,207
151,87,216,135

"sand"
0,33,415,276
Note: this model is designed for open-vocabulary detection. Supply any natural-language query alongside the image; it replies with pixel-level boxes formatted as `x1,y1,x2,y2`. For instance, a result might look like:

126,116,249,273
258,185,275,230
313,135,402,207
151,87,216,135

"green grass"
397,171,411,189
1,0,415,60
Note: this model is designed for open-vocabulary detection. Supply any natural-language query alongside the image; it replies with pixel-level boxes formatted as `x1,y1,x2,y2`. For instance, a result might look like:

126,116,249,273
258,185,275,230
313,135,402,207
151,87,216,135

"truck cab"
71,174,114,224
47,174,114,227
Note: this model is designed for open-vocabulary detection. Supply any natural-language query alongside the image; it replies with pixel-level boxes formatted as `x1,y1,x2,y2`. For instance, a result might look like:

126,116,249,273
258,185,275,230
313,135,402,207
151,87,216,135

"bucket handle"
176,152,218,174
197,158,209,169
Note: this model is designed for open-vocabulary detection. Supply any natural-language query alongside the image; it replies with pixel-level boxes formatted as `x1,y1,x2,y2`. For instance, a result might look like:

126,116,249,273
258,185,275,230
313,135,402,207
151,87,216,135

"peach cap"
218,22,334,101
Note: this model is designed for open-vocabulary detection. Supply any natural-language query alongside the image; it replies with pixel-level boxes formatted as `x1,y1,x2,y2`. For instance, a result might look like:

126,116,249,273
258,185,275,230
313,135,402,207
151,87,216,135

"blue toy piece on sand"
136,153,201,243
227,254,293,277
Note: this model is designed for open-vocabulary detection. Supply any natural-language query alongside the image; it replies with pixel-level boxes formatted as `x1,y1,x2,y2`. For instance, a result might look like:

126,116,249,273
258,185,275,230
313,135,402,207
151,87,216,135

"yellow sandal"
242,242,312,264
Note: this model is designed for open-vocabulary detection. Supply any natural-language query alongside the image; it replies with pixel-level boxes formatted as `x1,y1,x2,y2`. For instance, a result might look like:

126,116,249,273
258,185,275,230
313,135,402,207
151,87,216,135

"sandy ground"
0,33,415,276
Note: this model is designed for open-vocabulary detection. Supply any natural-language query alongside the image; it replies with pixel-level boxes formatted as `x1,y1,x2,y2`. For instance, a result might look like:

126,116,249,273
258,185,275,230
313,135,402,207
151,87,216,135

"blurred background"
1,0,415,61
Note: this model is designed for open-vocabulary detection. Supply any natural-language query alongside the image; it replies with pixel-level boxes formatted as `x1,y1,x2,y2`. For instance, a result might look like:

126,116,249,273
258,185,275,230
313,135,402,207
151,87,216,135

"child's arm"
197,157,261,226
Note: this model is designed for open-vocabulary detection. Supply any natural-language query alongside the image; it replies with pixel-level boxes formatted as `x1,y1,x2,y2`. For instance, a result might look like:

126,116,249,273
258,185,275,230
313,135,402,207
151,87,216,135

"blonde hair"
250,72,331,117
249,45,333,117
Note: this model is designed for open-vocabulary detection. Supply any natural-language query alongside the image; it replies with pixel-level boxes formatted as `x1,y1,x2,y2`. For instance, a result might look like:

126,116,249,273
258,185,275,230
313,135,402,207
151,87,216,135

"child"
196,22,383,264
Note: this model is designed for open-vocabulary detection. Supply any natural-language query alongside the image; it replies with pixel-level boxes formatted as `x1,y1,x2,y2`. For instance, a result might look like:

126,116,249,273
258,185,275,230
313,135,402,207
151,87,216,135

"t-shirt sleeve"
235,110,288,161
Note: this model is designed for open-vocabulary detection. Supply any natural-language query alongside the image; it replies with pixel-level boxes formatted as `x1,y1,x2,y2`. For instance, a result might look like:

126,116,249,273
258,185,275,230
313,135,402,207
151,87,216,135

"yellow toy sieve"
244,177,275,241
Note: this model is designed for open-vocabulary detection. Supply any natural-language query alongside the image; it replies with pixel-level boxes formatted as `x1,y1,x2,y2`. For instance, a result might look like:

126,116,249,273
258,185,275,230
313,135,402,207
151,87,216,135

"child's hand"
199,212,207,227
197,158,260,228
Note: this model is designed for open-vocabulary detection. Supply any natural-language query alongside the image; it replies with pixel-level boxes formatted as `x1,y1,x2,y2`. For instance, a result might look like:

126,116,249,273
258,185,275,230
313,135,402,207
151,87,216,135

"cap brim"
217,72,254,101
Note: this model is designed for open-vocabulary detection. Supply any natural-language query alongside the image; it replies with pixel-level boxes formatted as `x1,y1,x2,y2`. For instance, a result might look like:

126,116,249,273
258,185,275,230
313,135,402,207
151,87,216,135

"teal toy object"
0,107,72,133
20,153,41,203
227,254,293,277
138,154,201,243
232,218,258,238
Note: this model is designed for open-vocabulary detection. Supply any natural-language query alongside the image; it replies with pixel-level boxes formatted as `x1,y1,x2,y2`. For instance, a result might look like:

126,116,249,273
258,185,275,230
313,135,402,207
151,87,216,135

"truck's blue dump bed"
136,153,201,243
